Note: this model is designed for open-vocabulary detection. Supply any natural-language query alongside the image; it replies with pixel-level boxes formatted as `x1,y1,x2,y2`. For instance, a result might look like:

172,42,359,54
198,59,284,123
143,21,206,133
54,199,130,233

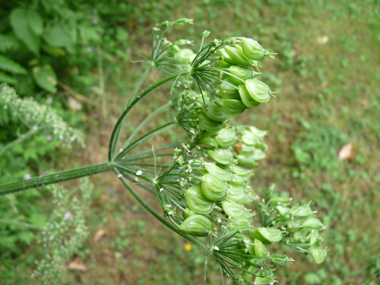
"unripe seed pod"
242,38,271,61
241,126,267,146
185,184,213,214
278,213,292,222
290,203,314,217
253,238,269,257
179,214,213,237
250,257,264,268
227,181,246,203
302,217,324,230
230,215,252,229
205,102,229,122
204,162,232,181
269,254,289,265
230,165,253,179
238,84,260,108
198,112,223,133
217,60,231,68
215,128,236,148
255,273,276,285
201,136,218,148
171,44,181,52
222,200,246,217
308,230,320,245
308,247,326,264
286,219,303,232
217,48,235,64
275,206,290,216
220,99,246,116
296,237,308,244
208,148,233,165
254,269,271,278
270,197,292,205
201,173,228,201
220,80,240,99
248,227,283,244
225,45,252,66
237,153,256,168
245,79,271,103
183,207,196,219
227,65,254,85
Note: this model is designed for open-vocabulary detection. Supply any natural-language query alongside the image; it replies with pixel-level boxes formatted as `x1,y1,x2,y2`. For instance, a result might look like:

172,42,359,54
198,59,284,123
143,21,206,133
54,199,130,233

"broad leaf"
27,9,44,36
10,8,40,56
32,65,57,93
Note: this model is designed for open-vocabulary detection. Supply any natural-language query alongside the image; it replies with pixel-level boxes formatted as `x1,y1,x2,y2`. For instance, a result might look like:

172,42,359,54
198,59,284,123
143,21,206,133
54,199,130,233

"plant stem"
122,102,171,148
116,122,176,160
109,71,183,162
0,128,40,156
0,162,111,196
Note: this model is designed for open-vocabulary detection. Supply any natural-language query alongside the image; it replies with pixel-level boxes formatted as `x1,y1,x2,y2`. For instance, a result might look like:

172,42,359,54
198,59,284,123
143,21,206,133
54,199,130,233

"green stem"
0,162,111,196
116,122,176,160
123,102,171,148
112,167,207,250
111,66,153,159
0,128,40,156
108,71,183,162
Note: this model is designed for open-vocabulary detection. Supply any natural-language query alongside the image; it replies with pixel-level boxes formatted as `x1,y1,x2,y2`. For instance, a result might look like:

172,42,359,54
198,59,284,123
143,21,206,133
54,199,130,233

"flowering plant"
0,19,327,284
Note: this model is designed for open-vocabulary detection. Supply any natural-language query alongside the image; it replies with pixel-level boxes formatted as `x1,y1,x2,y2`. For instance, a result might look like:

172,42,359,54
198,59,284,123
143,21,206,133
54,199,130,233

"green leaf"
43,24,73,52
0,71,17,84
0,55,27,74
10,8,40,56
32,65,57,93
27,9,44,36
0,34,20,52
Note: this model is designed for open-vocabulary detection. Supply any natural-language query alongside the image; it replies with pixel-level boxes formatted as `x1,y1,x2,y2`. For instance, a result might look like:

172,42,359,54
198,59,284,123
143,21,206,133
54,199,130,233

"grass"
3,0,379,284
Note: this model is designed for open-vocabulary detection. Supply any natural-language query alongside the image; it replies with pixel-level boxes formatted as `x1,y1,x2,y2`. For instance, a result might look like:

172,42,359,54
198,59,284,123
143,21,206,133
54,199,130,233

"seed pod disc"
308,247,326,264
238,84,261,108
208,148,233,165
201,173,228,201
253,238,269,257
225,45,251,66
215,128,236,148
220,99,246,116
185,184,213,214
245,79,271,103
222,200,246,217
217,48,235,64
179,214,213,237
248,227,283,244
230,215,252,229
241,38,266,61
217,59,231,68
201,136,218,148
220,80,240,99
198,111,223,133
302,217,324,230
206,102,229,122
204,162,232,181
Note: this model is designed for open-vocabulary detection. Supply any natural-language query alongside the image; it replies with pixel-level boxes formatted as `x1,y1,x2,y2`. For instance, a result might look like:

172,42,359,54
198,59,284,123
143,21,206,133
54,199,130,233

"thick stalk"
0,162,111,196
108,71,182,162
112,167,208,251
